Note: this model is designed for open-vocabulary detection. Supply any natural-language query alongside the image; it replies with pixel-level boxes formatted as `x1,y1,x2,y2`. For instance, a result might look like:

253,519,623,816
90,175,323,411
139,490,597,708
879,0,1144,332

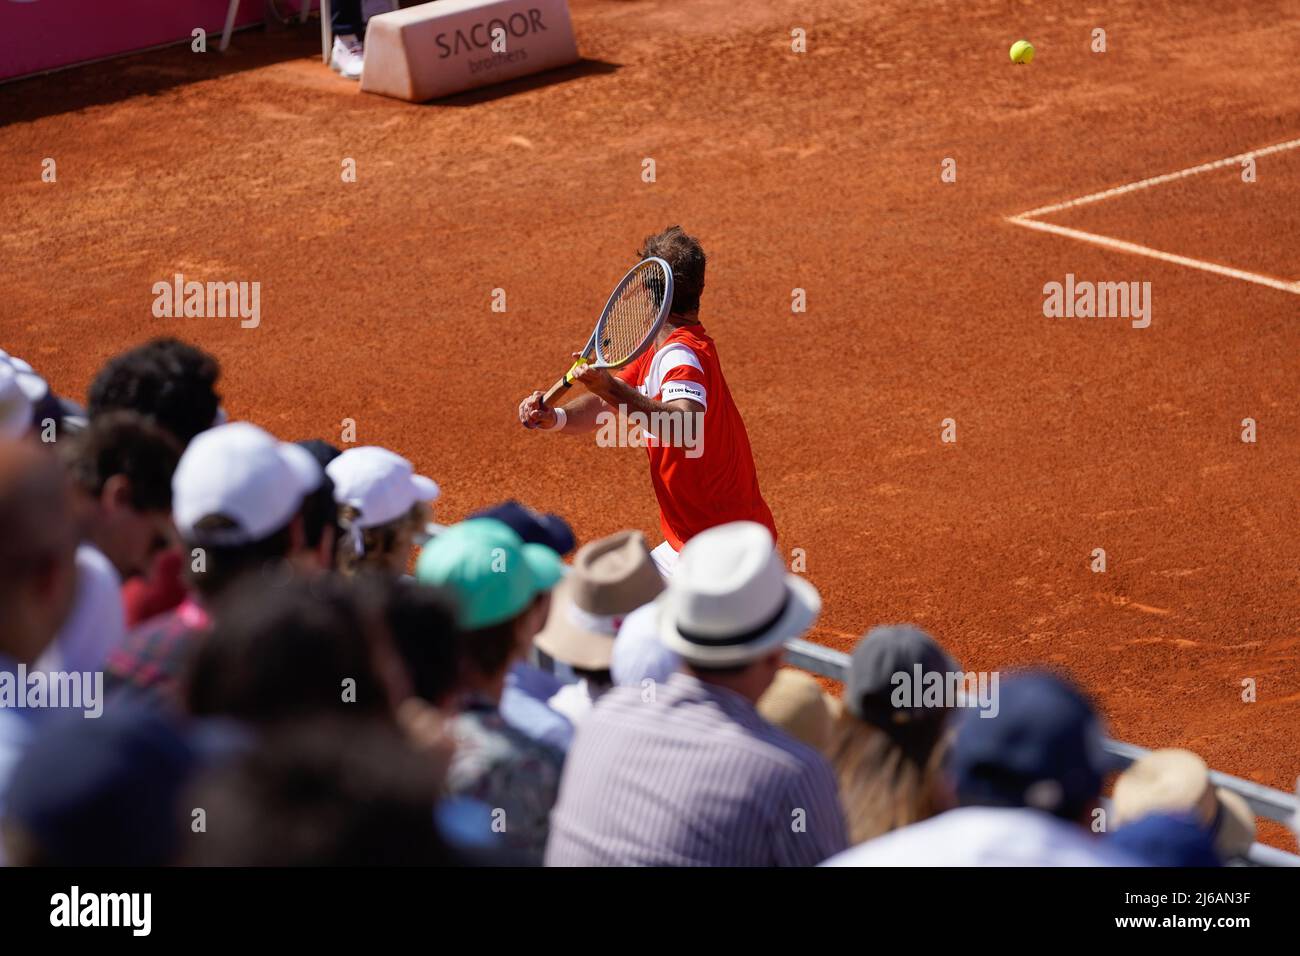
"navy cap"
295,438,343,469
470,500,575,556
4,699,197,866
55,396,88,434
949,671,1116,818
1108,813,1222,867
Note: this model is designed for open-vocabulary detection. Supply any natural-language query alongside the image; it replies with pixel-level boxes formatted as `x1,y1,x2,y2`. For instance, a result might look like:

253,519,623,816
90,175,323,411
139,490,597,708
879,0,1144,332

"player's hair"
827,707,951,844
637,225,706,315
61,410,181,513
87,338,222,447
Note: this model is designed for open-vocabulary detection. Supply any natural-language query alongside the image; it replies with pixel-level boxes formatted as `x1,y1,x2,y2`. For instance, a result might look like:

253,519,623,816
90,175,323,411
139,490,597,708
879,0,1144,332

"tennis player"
518,226,776,576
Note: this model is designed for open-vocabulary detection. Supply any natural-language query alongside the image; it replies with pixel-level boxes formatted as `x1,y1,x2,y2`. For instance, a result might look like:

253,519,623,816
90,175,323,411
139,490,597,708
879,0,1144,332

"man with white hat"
545,521,847,866
534,530,664,726
105,422,322,703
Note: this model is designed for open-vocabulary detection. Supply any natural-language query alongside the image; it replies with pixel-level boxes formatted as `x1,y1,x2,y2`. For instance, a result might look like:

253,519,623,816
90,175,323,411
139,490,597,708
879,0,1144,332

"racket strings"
598,263,668,365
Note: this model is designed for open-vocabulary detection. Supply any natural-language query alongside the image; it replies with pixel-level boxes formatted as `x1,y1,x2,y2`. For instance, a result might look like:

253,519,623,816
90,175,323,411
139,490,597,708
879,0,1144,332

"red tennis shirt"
616,323,776,550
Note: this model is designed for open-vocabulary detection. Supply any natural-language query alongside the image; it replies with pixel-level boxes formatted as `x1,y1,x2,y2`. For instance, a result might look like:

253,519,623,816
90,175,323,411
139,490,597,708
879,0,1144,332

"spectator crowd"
0,339,1276,866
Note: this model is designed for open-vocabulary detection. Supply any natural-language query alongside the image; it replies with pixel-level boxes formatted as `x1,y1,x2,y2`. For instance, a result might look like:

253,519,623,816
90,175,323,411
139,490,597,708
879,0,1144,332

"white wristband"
546,406,567,431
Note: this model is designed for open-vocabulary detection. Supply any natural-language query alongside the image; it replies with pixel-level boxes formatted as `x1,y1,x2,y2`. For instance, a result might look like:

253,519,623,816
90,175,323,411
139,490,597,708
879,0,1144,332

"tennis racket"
541,257,674,407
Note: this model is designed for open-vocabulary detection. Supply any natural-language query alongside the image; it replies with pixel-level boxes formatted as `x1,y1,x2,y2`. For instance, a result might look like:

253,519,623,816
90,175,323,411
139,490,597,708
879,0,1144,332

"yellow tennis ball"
1010,40,1035,64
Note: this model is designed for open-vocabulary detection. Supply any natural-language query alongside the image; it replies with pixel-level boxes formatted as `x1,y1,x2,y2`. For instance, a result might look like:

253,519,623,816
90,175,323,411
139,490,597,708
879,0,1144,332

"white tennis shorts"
650,540,680,579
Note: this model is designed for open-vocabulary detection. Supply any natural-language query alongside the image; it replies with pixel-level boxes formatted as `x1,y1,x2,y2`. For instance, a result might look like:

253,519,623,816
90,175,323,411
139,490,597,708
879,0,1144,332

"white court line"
1015,136,1300,218
1006,216,1300,295
1007,136,1300,294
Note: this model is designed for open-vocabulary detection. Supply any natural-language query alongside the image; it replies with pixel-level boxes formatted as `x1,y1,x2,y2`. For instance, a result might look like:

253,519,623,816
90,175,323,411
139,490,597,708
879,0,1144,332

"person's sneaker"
330,34,365,81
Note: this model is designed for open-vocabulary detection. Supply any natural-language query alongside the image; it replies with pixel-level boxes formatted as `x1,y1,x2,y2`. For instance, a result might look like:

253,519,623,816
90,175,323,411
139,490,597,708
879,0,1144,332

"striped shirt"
545,672,847,866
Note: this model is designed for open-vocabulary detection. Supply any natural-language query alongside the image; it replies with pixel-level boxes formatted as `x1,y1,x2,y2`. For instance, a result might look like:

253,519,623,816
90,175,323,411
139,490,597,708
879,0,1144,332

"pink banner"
0,0,315,82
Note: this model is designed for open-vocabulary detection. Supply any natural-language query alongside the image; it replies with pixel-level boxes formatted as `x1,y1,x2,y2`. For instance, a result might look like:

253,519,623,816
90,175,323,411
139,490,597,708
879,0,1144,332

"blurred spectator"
757,668,839,754
534,530,664,726
87,337,223,447
471,501,577,754
828,625,960,844
383,577,462,711
184,574,395,727
87,338,223,626
326,445,439,577
1110,748,1255,863
0,363,33,441
61,411,180,581
824,672,1134,866
0,442,79,662
185,718,463,865
610,599,680,688
1108,813,1221,867
378,577,463,768
1,699,204,866
37,545,125,677
295,439,343,573
121,547,187,628
0,353,80,438
546,521,846,866
0,442,80,845
416,518,565,864
105,423,322,703
470,500,576,556
47,412,182,672
373,576,489,846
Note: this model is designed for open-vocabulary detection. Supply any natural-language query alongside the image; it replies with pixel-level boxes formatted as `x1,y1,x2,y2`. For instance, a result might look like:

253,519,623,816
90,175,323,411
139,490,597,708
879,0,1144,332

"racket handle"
542,377,572,406
541,357,589,406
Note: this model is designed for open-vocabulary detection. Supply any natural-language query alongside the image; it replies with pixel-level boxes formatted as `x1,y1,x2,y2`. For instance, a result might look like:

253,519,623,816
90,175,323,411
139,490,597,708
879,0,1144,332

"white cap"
0,363,33,439
326,446,439,529
173,422,322,545
2,356,50,403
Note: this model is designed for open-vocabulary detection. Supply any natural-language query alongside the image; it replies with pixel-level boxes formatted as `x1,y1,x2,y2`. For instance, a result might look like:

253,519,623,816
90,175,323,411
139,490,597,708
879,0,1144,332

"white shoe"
330,34,365,81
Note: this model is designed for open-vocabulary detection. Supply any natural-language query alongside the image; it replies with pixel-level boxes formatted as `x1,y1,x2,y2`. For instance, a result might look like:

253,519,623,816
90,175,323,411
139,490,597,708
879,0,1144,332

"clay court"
3,1,1298,838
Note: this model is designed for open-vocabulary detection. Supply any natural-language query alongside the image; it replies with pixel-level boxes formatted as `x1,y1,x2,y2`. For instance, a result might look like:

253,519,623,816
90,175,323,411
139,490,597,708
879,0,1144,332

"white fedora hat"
658,521,820,667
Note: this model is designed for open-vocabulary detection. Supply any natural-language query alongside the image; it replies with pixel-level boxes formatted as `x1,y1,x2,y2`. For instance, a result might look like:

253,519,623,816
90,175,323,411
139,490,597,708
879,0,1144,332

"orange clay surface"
2,1,1297,842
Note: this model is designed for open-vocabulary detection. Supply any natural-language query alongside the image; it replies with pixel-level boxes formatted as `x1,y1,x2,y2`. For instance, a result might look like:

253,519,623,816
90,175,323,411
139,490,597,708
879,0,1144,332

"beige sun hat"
1112,748,1256,860
757,668,841,753
534,530,664,671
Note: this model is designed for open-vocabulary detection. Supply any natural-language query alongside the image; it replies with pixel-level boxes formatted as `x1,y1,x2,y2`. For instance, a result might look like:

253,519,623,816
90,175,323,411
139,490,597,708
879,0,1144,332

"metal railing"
782,638,1300,867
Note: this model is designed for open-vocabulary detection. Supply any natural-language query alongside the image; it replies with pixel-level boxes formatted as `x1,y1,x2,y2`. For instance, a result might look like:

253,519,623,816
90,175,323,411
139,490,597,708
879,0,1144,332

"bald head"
0,441,78,663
